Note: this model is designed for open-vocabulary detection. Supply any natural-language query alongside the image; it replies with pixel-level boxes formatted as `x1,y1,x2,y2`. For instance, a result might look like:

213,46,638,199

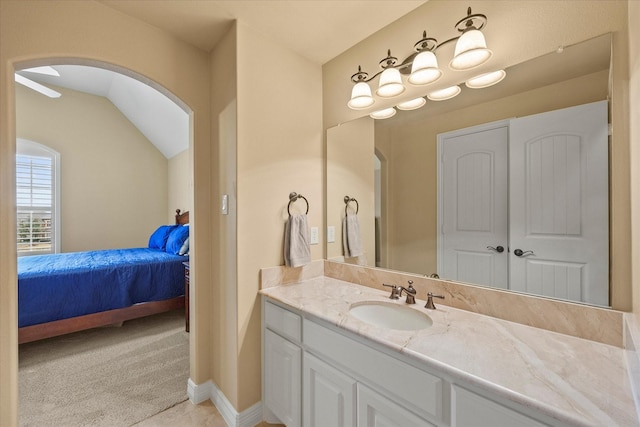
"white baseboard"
624,315,640,422
187,378,263,427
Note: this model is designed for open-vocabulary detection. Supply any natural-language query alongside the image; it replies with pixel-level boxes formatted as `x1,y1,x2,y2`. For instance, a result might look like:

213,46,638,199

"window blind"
17,154,53,254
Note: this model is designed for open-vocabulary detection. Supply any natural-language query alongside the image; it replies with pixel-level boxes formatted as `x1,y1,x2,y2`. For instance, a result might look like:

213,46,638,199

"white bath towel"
342,212,363,258
284,214,311,268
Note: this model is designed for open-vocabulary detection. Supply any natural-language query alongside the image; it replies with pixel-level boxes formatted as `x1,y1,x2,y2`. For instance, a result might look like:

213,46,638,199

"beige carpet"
19,309,189,427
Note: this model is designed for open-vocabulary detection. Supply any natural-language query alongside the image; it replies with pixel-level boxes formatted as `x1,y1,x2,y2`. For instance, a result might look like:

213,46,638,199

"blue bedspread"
18,248,187,328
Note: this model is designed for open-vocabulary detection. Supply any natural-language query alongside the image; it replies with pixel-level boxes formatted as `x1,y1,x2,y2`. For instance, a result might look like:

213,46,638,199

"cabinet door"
304,353,357,427
264,329,301,427
357,384,434,427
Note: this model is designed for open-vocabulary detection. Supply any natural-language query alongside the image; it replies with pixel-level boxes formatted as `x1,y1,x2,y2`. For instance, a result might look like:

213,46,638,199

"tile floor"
134,400,282,427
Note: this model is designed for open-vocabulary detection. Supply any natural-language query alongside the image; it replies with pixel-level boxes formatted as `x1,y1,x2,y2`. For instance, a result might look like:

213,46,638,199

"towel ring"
288,192,309,216
344,195,359,215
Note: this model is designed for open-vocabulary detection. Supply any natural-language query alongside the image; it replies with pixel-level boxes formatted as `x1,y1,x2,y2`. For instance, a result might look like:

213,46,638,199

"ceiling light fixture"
347,6,493,110
465,70,506,89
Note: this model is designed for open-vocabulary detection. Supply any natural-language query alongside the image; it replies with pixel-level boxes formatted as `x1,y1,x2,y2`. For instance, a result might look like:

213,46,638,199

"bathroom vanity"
260,275,637,427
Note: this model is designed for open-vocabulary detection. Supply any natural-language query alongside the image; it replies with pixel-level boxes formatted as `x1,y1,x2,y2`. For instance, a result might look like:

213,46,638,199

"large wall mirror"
326,33,612,307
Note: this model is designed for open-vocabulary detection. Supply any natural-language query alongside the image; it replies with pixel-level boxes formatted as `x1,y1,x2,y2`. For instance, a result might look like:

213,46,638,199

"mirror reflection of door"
438,122,509,289
438,101,609,306
509,101,609,306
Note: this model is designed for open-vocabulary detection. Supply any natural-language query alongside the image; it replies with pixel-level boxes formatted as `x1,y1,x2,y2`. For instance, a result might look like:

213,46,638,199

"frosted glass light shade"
397,97,426,111
449,29,492,70
369,107,396,119
408,51,442,86
376,68,405,98
465,70,506,89
427,85,461,101
348,82,375,110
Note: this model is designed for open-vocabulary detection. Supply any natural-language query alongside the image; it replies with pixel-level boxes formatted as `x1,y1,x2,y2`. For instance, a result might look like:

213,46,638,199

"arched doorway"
13,59,195,425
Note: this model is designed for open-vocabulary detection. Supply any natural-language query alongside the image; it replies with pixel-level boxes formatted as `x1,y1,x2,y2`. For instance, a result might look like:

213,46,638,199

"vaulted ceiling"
17,1,426,158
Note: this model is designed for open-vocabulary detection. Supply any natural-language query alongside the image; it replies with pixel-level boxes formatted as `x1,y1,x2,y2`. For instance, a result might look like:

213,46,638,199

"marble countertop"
260,276,638,427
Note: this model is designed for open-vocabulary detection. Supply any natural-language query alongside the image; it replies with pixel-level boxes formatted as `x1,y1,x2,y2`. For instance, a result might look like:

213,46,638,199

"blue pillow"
148,225,178,250
166,225,189,255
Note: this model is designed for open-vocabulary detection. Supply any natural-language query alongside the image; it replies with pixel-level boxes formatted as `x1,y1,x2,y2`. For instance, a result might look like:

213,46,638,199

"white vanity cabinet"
263,301,303,427
263,298,569,427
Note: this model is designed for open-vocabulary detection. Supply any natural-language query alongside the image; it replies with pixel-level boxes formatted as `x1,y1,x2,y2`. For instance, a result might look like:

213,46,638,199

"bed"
18,209,190,344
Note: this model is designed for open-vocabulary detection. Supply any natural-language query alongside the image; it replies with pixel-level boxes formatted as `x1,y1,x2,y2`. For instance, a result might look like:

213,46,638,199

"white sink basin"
348,301,433,331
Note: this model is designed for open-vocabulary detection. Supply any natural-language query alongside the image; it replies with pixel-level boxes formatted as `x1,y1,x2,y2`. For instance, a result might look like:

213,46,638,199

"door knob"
514,249,535,257
487,245,504,253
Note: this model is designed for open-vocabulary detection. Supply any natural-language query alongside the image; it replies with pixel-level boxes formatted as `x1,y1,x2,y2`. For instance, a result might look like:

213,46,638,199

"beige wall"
17,84,171,251
629,0,640,323
168,149,190,224
375,69,608,278
326,117,376,264
235,22,323,411
0,1,211,425
323,0,631,311
209,24,238,407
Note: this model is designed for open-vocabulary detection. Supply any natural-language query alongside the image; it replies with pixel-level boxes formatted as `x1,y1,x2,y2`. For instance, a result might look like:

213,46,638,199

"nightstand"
183,261,189,332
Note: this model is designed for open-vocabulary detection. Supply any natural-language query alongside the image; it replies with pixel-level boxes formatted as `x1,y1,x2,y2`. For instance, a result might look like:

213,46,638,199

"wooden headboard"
175,209,190,225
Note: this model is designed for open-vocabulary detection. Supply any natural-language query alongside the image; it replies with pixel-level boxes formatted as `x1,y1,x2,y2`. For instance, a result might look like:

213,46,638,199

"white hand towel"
284,214,311,268
342,212,363,258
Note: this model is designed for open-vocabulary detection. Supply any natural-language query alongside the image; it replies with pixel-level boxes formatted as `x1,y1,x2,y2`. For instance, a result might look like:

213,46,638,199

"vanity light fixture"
347,75,375,110
375,50,406,98
427,85,461,101
407,31,442,86
449,9,492,71
347,6,492,110
465,70,506,89
396,97,427,111
369,107,397,120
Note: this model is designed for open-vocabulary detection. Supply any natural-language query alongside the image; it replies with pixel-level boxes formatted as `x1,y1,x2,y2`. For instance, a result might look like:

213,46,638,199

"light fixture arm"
454,7,487,33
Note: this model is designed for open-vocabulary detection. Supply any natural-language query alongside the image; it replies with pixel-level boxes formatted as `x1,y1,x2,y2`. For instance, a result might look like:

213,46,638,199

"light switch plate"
310,226,319,245
327,226,335,243
221,194,228,215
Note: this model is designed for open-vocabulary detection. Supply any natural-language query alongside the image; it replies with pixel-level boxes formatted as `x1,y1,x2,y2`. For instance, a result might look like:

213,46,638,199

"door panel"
509,101,608,306
439,123,509,289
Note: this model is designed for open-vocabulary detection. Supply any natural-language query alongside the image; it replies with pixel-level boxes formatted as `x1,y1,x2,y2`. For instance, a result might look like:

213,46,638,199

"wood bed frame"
18,209,190,344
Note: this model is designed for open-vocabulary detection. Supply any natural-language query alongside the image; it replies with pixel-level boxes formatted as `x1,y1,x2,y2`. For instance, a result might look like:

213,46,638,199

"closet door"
439,122,509,289
509,101,609,306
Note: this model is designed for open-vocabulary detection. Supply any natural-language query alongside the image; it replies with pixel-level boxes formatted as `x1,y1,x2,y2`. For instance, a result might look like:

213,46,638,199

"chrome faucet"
382,283,401,300
425,292,445,310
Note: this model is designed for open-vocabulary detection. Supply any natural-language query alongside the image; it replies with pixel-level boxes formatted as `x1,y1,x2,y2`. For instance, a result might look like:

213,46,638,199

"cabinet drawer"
265,300,302,343
304,319,443,422
452,385,548,427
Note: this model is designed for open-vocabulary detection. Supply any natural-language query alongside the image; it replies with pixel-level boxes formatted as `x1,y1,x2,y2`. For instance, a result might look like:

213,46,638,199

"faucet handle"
425,292,445,310
382,283,401,300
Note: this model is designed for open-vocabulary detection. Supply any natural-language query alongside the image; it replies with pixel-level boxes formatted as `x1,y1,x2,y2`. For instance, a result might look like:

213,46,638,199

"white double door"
438,101,609,306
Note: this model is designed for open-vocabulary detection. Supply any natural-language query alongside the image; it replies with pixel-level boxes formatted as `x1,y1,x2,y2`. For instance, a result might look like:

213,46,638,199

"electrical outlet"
327,226,335,243
310,226,319,245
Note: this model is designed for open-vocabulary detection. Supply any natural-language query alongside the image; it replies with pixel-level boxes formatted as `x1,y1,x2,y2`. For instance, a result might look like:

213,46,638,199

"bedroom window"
16,139,60,256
